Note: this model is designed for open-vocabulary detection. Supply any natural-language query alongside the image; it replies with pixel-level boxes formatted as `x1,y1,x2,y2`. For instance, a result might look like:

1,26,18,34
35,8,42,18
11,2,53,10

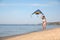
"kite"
32,9,47,30
32,9,44,15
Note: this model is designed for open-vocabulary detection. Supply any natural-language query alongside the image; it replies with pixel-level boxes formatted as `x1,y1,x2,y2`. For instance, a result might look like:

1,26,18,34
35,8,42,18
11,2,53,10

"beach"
1,28,60,40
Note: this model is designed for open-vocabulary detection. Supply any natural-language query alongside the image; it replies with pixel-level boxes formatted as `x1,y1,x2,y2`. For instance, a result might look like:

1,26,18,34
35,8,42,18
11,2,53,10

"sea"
0,24,60,37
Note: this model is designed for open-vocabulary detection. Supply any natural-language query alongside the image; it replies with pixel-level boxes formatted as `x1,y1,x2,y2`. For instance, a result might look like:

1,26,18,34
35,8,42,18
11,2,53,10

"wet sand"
1,28,60,40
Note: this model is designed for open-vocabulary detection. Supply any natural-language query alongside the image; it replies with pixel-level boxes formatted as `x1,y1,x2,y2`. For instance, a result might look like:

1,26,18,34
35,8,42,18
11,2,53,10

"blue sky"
0,0,60,24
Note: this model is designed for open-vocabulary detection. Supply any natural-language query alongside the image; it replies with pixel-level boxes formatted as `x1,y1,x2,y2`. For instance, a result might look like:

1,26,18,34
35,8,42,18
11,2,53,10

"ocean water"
0,24,60,37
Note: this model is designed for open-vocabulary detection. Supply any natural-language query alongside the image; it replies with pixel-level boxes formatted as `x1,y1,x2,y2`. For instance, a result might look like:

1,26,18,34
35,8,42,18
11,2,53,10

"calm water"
0,24,60,37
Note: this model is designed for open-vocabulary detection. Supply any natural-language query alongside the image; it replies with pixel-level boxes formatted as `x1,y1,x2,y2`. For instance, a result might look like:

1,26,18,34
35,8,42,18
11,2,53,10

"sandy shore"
1,28,60,40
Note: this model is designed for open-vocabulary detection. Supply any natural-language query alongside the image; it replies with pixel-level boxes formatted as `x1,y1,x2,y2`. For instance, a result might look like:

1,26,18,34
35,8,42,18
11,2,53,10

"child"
41,15,47,30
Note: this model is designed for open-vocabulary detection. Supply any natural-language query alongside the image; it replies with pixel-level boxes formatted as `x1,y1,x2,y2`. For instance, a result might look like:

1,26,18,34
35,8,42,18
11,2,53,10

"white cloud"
30,3,48,6
0,3,47,7
47,1,60,6
0,1,59,7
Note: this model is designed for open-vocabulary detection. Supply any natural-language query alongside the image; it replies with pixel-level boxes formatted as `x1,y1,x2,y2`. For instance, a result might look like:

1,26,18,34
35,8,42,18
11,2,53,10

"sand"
1,28,60,40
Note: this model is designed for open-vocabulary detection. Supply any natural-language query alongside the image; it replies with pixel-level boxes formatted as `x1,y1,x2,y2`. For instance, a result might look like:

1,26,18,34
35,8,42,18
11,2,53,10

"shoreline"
1,27,59,38
1,28,60,40
0,27,56,38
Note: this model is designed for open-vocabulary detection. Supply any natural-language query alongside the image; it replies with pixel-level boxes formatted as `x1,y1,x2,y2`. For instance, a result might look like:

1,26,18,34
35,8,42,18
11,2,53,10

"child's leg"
42,22,46,30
